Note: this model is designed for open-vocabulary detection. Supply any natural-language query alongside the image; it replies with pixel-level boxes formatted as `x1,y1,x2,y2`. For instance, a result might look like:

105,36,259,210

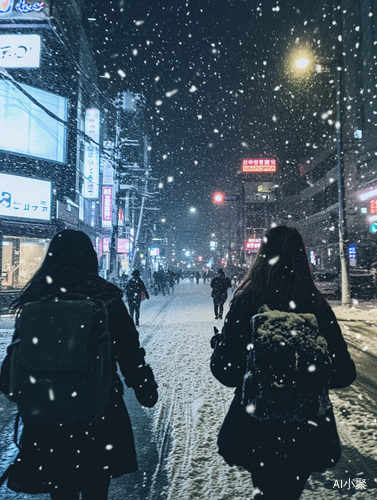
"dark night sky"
88,0,333,253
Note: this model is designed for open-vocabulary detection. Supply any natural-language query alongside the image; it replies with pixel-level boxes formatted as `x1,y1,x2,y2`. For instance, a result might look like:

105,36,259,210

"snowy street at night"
1,280,376,500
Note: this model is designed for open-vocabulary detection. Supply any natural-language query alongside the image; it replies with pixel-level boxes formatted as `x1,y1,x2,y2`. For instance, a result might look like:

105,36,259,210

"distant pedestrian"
166,269,176,294
0,229,158,500
125,269,150,326
195,271,200,284
210,268,231,319
119,271,128,292
202,271,207,284
210,226,356,500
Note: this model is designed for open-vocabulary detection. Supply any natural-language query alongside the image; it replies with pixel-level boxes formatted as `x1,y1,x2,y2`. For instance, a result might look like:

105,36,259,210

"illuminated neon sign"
244,238,262,252
102,186,112,228
83,109,100,199
0,0,48,18
16,0,44,13
241,159,277,173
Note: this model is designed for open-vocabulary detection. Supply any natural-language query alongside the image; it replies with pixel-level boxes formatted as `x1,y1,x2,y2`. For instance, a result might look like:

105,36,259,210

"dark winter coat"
210,275,232,302
125,276,149,305
0,275,158,494
210,298,356,474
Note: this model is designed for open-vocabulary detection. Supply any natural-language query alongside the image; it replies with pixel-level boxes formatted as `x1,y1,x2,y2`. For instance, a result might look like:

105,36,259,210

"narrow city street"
0,281,376,499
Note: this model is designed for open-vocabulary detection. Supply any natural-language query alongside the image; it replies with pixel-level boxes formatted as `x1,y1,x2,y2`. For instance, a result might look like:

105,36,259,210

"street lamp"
295,58,309,69
295,56,350,307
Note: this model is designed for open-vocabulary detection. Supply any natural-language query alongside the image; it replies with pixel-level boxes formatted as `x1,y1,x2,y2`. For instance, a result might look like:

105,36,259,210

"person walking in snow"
210,268,231,319
0,230,158,500
210,226,356,500
125,269,149,326
166,269,176,294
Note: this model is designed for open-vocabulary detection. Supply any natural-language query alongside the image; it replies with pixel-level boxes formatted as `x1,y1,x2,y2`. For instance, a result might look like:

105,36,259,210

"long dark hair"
233,226,324,312
11,230,100,312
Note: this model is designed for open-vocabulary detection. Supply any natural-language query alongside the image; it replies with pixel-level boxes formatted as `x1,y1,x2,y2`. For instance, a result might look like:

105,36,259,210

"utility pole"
130,136,150,272
109,94,122,283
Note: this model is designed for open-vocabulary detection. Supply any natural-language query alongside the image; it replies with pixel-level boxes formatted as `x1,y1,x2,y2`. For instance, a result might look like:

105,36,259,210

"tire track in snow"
137,292,177,499
139,283,253,500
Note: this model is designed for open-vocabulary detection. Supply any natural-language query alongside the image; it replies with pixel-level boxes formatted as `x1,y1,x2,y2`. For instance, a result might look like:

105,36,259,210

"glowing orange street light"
212,191,225,204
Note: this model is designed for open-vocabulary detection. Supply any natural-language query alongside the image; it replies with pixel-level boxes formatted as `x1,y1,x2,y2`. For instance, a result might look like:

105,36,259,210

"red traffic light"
212,191,225,204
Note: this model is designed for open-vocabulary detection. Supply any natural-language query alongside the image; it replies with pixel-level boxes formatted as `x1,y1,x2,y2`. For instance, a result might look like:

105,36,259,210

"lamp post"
295,57,350,307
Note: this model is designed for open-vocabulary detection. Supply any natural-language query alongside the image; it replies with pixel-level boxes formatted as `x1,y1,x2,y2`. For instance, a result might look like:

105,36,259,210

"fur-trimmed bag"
241,304,332,422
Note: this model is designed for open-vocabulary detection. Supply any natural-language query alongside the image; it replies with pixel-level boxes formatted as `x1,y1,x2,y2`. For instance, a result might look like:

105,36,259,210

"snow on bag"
7,295,112,425
242,304,332,422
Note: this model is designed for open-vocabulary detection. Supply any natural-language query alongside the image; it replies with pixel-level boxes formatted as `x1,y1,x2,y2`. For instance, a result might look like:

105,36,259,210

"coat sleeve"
108,297,158,407
210,304,249,387
317,305,356,389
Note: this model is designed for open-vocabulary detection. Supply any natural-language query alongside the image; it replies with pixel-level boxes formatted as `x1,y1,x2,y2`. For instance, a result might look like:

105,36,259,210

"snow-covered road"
0,281,376,499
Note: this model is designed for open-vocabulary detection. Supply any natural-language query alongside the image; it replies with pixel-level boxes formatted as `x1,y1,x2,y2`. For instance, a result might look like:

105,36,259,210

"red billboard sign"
370,198,377,214
242,159,277,173
244,238,262,252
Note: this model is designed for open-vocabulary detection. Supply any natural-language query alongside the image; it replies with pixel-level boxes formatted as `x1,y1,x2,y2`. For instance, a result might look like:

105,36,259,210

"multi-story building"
279,0,377,273
0,1,101,311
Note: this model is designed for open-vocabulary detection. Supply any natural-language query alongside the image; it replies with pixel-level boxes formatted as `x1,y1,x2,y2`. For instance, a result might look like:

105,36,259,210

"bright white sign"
83,109,100,199
102,186,112,228
0,172,51,220
0,34,41,68
0,80,67,163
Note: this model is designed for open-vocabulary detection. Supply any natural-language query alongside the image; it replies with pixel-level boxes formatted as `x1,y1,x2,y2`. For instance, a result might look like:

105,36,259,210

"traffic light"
212,191,225,204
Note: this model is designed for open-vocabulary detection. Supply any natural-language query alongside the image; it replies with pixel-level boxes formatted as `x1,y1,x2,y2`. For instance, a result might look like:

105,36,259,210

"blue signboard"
348,244,357,259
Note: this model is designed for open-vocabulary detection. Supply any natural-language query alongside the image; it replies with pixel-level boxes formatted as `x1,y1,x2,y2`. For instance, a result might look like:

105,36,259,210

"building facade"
279,0,377,274
0,0,101,311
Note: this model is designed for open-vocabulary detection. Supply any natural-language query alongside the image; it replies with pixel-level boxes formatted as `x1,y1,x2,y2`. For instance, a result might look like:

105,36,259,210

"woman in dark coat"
210,226,356,500
0,230,158,500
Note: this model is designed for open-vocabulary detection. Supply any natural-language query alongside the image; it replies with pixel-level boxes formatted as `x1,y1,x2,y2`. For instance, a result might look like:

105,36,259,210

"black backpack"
241,304,332,422
7,295,112,426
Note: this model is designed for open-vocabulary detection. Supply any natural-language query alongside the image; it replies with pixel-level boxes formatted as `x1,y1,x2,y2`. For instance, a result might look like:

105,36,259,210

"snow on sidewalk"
138,281,253,500
138,282,376,500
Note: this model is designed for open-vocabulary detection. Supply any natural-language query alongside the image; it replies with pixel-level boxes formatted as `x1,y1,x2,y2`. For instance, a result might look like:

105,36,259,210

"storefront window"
1,236,50,289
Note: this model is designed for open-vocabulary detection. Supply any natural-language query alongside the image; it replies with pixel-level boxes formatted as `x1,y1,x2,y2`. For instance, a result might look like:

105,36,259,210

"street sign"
224,194,239,201
348,244,357,259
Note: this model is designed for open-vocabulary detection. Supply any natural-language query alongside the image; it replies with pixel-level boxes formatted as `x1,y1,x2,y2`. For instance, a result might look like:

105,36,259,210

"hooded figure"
0,230,157,500
210,269,231,319
125,269,149,326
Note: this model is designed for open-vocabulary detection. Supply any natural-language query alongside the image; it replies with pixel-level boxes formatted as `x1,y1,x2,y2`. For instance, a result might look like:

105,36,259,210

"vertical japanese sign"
102,159,114,185
102,186,112,228
103,237,110,253
83,109,100,199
